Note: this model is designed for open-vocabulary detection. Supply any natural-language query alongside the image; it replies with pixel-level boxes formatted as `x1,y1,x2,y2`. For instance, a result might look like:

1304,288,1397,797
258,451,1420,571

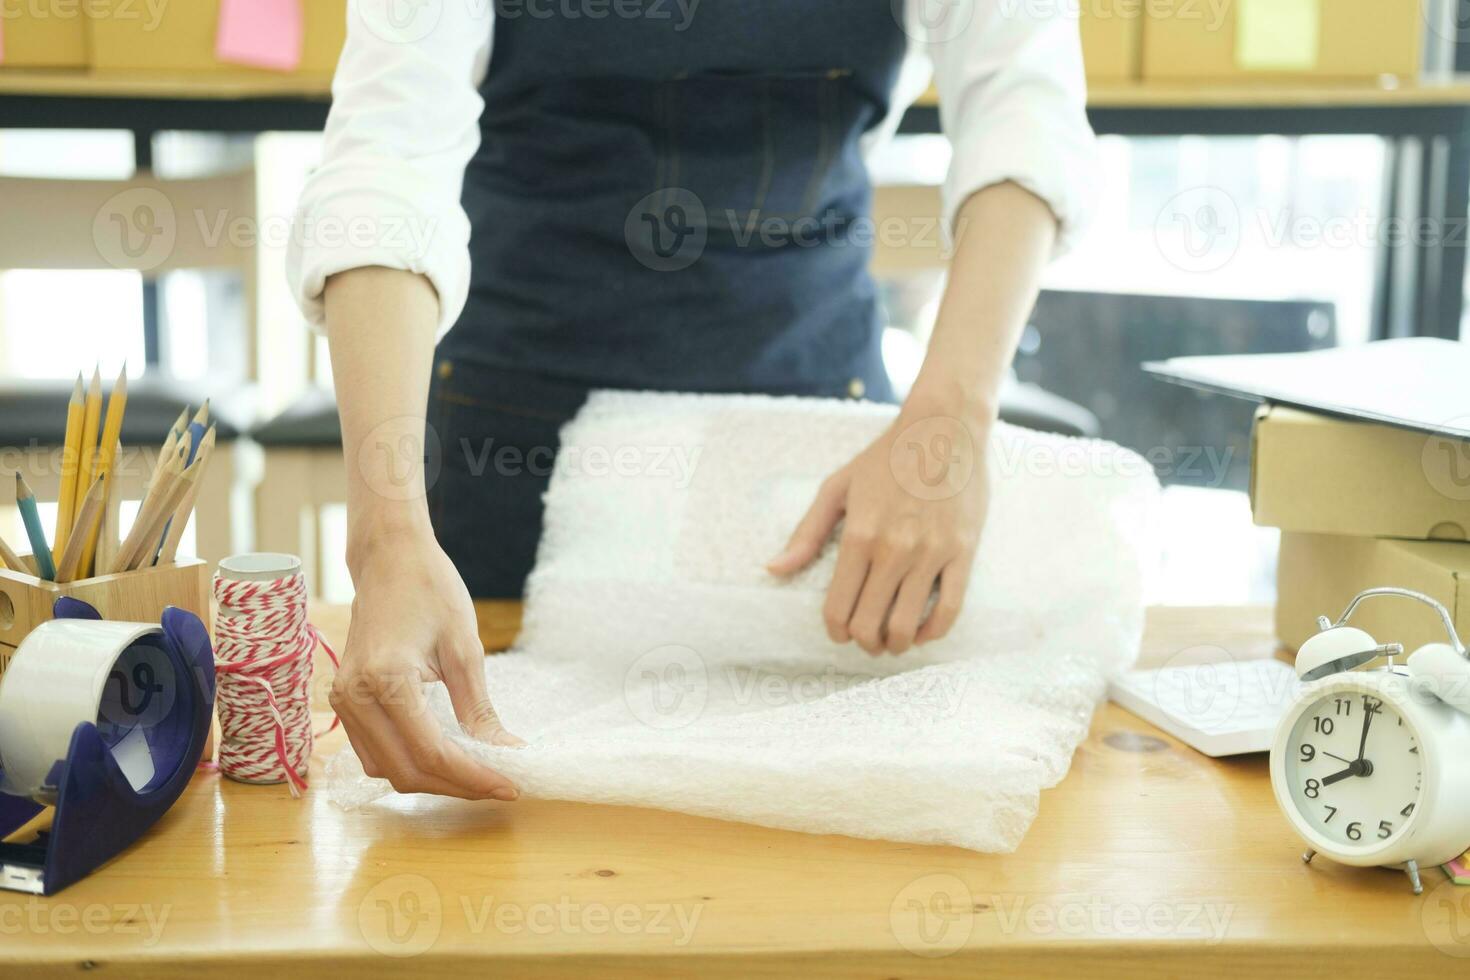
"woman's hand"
323,267,519,800
766,182,1058,653
331,524,522,800
767,400,990,654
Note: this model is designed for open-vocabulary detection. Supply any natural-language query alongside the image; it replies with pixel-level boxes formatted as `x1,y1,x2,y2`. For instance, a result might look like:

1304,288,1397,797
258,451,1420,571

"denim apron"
429,1,909,597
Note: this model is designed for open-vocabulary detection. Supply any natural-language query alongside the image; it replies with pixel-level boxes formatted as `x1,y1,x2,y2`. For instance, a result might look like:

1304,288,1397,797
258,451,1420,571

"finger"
439,630,525,747
357,698,514,799
847,544,913,655
915,558,974,646
372,672,521,800
331,679,385,777
767,471,848,576
884,560,943,655
822,528,872,644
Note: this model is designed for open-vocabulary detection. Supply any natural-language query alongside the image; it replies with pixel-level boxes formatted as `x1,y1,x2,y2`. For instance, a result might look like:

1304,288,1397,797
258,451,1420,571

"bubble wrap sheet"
328,392,1159,851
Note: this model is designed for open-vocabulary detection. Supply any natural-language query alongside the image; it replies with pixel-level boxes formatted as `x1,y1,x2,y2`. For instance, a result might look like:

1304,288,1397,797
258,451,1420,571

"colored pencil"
53,374,85,559
145,409,189,500
78,368,128,578
157,426,216,564
121,461,199,573
14,472,55,581
111,441,187,574
0,526,24,573
54,476,104,584
189,399,210,436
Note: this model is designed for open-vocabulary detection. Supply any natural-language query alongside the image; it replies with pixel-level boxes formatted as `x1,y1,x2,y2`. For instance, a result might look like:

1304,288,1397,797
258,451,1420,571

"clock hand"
1324,751,1351,764
1322,765,1357,786
1355,698,1377,762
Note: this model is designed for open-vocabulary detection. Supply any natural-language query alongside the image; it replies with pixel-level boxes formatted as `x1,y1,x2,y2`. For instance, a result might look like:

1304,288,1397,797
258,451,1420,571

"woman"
288,0,1097,801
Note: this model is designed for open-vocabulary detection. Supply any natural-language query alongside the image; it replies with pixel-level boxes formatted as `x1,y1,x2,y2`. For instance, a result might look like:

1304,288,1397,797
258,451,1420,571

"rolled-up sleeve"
287,0,494,337
918,0,1099,255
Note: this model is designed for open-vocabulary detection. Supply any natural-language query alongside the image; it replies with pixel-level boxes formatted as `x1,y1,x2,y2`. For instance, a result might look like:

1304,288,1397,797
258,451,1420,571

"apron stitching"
437,391,571,421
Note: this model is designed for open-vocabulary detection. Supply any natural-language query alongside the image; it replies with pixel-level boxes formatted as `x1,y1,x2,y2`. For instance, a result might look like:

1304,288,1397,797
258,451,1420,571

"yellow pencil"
78,368,128,578
74,368,103,528
95,439,121,577
54,475,104,584
53,374,85,558
158,426,216,564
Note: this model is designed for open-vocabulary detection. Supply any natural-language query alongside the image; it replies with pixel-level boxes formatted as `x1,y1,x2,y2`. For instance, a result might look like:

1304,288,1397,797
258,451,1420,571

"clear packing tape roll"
328,392,1163,851
0,620,176,803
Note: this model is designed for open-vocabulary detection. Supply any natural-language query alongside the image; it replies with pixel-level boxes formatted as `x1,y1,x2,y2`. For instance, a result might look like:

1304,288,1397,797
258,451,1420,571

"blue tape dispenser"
0,598,215,895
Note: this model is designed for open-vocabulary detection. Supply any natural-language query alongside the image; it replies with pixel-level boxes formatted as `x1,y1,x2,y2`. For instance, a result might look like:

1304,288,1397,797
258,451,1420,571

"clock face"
1283,690,1423,849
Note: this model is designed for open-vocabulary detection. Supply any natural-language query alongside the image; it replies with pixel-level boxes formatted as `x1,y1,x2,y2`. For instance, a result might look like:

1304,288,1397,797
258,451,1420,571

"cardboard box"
0,6,89,68
1276,533,1470,653
89,0,346,77
1251,405,1470,542
1082,0,1143,81
1144,0,1421,81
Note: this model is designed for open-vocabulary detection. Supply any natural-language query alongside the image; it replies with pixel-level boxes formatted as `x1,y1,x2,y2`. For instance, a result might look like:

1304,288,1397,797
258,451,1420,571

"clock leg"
1405,860,1424,895
1301,849,1316,864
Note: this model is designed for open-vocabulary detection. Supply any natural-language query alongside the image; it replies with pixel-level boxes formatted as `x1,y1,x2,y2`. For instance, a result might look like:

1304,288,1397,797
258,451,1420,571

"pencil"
53,374,85,559
74,368,103,526
95,440,120,577
145,408,189,500
111,442,187,573
157,426,215,564
78,368,128,578
154,418,208,562
120,461,198,573
0,526,24,573
14,472,55,580
53,476,104,584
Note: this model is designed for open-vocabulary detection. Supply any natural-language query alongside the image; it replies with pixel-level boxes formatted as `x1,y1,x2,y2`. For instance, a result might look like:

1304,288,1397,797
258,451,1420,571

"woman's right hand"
330,525,522,801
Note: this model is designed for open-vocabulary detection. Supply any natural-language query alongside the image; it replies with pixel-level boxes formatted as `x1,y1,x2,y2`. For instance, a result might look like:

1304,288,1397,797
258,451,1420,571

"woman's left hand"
767,401,990,654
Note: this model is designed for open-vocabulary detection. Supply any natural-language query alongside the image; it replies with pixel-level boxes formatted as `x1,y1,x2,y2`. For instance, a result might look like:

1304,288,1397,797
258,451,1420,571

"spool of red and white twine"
212,553,337,796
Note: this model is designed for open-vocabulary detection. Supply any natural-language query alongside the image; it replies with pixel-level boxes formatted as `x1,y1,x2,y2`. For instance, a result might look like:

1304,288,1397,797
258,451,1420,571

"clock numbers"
1286,691,1422,849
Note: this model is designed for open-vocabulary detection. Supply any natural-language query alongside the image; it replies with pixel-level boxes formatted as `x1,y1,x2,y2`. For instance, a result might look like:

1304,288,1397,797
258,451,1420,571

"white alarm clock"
1270,587,1470,894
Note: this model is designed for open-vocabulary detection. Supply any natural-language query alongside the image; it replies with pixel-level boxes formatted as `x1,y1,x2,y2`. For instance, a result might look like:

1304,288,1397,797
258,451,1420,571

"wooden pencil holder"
0,559,210,678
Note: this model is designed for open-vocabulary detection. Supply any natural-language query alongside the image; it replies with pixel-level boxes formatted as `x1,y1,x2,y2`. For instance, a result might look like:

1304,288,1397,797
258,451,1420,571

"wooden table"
3,605,1467,977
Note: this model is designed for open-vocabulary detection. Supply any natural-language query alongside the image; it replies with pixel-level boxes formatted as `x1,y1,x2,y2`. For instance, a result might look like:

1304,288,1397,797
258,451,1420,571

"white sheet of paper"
1144,338,1470,440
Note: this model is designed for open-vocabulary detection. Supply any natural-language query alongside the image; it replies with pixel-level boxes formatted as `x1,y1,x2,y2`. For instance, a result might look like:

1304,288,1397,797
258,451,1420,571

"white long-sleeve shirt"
288,0,1099,337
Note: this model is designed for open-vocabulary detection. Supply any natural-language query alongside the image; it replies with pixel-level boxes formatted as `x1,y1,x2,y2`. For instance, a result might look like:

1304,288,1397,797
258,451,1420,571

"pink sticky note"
215,0,304,73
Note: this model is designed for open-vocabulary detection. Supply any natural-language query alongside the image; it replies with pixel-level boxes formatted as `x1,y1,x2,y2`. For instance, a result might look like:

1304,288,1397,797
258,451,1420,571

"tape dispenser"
0,598,215,895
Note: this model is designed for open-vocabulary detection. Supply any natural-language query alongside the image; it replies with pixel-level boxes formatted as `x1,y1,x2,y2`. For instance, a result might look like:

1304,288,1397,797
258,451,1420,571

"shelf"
6,70,1470,111
909,77,1470,111
0,68,334,100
